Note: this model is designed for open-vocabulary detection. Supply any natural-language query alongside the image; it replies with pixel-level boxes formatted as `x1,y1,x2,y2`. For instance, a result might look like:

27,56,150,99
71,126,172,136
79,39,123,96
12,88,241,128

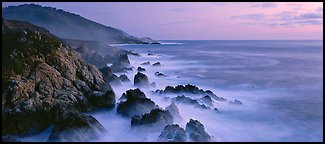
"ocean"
21,40,323,142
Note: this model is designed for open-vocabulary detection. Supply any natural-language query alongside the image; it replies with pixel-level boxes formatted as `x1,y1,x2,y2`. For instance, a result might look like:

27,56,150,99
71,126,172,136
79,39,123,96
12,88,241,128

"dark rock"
140,61,150,65
165,102,182,121
150,82,156,88
131,108,173,128
99,66,114,79
131,115,142,126
229,99,243,105
86,89,116,108
117,89,158,117
148,53,154,56
155,72,167,77
137,67,146,72
48,112,106,142
134,72,149,87
2,135,21,142
119,74,130,82
186,119,211,142
173,95,209,110
200,95,213,107
158,124,187,142
152,62,161,66
99,66,122,85
107,74,122,86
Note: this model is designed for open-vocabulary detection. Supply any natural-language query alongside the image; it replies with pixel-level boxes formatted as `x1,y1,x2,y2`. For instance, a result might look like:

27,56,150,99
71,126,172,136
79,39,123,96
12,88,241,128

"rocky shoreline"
2,18,243,142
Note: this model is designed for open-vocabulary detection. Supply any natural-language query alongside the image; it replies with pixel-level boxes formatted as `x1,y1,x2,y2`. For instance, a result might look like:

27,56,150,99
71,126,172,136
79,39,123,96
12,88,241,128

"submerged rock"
150,82,156,88
131,108,173,128
48,113,106,142
173,95,209,110
158,124,187,142
117,89,158,117
200,95,213,107
140,61,150,65
137,67,146,72
229,99,243,105
185,119,211,142
155,72,167,77
119,74,130,82
134,72,149,87
152,62,161,66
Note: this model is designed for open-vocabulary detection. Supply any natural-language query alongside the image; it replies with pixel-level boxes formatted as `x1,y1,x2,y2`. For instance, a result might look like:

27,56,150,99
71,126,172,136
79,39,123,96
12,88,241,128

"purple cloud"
250,2,278,8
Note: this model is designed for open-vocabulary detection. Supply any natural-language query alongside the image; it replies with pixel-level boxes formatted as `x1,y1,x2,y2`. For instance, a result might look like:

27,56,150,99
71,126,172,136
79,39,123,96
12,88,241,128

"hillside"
2,4,160,44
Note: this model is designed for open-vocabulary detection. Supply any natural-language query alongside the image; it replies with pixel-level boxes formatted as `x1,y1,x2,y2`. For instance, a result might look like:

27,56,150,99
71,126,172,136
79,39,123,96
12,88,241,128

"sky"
2,2,323,40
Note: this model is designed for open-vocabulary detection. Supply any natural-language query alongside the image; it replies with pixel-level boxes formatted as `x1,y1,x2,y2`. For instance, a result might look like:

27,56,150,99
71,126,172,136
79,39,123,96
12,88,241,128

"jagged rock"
200,95,213,107
119,74,130,82
131,115,142,126
134,72,149,87
154,84,227,102
48,112,106,142
99,66,121,85
131,108,173,128
155,72,167,77
186,119,211,142
117,89,158,117
108,74,122,86
229,99,243,105
140,61,150,65
2,19,115,136
158,124,187,142
110,54,132,72
86,89,116,108
165,102,182,121
173,95,209,110
152,62,161,66
137,67,146,72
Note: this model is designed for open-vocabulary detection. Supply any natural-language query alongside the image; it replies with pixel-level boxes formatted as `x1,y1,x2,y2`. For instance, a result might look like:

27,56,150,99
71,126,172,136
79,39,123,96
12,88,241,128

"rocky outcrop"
154,84,227,102
152,62,161,66
2,19,115,136
185,119,211,142
158,124,187,142
119,74,130,82
173,95,208,110
117,89,158,117
110,54,132,72
99,66,121,86
48,112,106,142
137,67,146,72
200,95,213,107
131,108,173,128
165,102,182,121
134,72,149,87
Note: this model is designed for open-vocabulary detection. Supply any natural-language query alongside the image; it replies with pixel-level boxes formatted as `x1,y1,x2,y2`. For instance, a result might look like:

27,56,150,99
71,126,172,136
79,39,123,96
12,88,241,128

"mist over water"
20,40,323,142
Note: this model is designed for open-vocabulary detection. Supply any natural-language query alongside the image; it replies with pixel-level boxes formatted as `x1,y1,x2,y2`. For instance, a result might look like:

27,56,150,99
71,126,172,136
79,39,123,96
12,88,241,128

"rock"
131,115,142,126
99,66,114,79
150,82,156,88
165,102,182,121
140,61,150,65
173,95,209,110
99,66,121,85
155,72,167,77
86,89,116,108
229,99,243,105
2,135,21,142
148,53,154,56
200,95,213,107
117,89,158,117
137,67,146,72
134,72,149,87
131,108,173,128
185,119,211,142
158,124,187,142
2,20,115,136
119,74,130,82
107,74,122,86
48,112,106,142
152,62,161,66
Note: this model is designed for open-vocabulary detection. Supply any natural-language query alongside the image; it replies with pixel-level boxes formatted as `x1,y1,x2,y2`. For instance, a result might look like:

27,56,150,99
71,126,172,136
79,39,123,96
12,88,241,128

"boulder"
185,119,211,142
134,72,149,87
48,112,106,142
152,62,161,66
200,95,213,107
86,89,116,108
131,108,173,128
119,74,130,82
137,67,146,72
117,89,158,117
158,124,187,142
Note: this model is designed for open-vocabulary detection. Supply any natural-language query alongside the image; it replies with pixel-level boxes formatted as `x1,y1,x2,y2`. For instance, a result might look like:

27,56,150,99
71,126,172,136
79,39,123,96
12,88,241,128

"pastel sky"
2,2,323,40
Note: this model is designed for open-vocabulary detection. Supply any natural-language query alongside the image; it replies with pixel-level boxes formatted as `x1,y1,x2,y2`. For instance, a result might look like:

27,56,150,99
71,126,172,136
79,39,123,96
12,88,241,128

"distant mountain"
2,4,160,44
